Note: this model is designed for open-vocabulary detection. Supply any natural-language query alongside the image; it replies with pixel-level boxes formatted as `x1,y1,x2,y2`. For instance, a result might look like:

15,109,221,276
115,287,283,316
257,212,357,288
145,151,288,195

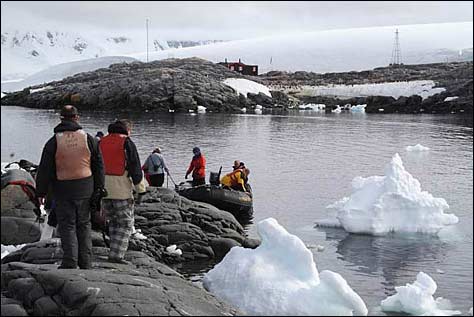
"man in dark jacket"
36,105,105,269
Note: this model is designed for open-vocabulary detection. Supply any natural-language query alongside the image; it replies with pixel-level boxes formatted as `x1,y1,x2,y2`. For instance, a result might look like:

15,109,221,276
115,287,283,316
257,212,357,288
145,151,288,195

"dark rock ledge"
1,247,242,316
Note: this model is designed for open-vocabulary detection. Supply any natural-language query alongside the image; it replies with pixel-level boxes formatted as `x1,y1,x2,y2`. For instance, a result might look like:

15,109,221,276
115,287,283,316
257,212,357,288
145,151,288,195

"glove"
90,188,108,211
185,173,188,179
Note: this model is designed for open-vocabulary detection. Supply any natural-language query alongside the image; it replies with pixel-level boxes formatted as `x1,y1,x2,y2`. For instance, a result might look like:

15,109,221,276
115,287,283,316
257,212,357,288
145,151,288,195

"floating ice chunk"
240,107,247,113
299,103,326,111
351,104,367,113
332,105,342,113
406,144,430,152
381,272,461,316
254,108,262,115
203,218,368,316
166,244,182,255
197,105,206,113
443,96,459,102
325,153,458,235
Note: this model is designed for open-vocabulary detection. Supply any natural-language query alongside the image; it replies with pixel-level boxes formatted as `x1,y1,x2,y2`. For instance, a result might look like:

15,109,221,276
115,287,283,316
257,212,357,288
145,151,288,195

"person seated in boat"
185,147,206,187
232,160,242,171
220,167,249,192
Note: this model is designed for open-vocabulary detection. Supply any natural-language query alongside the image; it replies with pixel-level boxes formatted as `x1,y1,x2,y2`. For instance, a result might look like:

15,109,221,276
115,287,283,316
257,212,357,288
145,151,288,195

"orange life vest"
99,133,127,176
55,130,92,180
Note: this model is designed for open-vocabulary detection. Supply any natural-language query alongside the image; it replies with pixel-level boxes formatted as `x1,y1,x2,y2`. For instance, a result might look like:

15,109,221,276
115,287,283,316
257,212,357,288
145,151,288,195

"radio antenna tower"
390,29,402,66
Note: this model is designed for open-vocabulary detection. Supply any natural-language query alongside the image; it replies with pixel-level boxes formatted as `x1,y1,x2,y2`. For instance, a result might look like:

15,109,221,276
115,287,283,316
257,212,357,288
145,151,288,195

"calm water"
2,106,473,315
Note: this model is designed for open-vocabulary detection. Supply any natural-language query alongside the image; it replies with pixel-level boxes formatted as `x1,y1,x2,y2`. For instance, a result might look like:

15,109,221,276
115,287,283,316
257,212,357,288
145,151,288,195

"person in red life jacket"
99,119,146,264
35,105,105,269
185,147,206,187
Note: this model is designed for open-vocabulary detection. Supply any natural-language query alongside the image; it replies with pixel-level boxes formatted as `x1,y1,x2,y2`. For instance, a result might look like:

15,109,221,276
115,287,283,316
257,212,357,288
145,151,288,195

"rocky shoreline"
1,186,258,315
1,58,472,115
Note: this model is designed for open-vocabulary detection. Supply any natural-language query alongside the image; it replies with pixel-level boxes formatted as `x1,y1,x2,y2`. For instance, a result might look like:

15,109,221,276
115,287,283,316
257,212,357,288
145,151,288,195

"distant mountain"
1,30,224,80
134,22,473,74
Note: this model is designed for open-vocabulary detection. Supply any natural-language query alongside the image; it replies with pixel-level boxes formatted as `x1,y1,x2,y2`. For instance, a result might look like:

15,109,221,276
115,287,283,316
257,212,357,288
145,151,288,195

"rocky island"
1,58,472,115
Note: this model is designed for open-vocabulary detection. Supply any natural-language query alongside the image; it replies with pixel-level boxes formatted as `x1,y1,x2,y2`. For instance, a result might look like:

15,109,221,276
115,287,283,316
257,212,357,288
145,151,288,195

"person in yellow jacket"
220,167,250,192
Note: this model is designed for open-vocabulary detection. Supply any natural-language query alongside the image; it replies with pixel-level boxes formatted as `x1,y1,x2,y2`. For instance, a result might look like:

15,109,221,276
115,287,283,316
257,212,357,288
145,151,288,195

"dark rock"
1,217,41,245
1,249,242,316
210,238,241,258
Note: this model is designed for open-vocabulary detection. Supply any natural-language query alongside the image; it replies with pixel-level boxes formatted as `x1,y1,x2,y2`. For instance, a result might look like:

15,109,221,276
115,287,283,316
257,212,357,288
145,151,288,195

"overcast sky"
1,1,473,40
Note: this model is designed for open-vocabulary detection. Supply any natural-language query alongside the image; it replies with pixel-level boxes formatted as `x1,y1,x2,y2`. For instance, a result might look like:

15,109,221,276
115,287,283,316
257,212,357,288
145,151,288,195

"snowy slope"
132,22,473,74
1,29,223,80
1,56,137,92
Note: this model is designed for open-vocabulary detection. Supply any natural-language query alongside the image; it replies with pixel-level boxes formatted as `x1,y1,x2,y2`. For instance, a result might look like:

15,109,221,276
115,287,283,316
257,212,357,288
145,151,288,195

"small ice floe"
148,119,153,122
332,105,342,113
350,104,367,113
320,153,458,235
406,144,430,152
254,105,263,115
381,272,461,316
168,109,175,113
299,103,326,111
203,218,368,316
443,96,459,102
306,244,325,252
1,92,5,98
240,107,247,113
165,244,182,255
436,269,445,274
197,105,206,113
188,109,195,113
378,108,385,112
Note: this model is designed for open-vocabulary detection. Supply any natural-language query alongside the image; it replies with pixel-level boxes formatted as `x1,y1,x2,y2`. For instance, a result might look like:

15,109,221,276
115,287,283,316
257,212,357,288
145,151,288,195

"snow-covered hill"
132,22,473,74
1,56,138,92
1,29,223,80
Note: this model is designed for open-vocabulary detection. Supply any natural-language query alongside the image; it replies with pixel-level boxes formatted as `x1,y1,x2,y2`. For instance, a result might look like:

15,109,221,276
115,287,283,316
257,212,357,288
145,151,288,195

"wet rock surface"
1,247,242,316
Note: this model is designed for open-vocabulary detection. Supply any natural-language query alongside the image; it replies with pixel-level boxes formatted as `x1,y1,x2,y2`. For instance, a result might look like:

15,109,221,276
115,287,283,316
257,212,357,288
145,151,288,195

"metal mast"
146,18,149,63
390,29,402,66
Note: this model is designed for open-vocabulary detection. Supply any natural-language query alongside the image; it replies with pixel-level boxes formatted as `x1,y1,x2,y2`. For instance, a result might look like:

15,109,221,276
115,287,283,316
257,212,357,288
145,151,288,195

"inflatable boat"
176,181,253,221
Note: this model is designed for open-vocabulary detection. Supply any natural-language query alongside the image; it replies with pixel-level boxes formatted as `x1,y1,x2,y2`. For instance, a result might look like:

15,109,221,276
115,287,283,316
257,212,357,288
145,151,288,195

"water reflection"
321,228,448,293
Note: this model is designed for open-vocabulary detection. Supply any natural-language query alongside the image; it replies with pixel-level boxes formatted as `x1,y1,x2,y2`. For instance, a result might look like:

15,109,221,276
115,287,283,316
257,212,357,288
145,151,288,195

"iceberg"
203,218,368,316
406,144,430,152
381,272,461,316
321,153,458,235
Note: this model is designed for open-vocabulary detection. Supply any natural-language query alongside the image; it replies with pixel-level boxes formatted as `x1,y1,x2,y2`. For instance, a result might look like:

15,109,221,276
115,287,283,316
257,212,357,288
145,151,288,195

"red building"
218,58,258,76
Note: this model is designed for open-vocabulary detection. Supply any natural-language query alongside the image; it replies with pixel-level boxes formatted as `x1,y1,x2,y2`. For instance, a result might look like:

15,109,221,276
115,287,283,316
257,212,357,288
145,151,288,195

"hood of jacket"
53,120,83,133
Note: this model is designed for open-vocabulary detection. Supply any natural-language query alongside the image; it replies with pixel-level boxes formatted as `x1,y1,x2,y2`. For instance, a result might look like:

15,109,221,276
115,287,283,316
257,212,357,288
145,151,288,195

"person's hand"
185,173,188,179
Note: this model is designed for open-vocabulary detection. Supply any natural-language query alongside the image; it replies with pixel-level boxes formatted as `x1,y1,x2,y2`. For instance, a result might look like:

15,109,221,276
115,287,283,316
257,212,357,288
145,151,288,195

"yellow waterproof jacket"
220,169,246,192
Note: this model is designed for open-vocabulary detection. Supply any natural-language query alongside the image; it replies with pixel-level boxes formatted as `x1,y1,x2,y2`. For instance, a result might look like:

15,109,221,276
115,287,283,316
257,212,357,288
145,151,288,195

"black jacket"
36,120,105,200
107,121,143,186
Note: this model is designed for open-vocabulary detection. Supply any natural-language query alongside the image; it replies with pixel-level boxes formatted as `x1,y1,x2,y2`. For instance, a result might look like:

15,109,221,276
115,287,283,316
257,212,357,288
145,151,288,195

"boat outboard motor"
209,166,222,186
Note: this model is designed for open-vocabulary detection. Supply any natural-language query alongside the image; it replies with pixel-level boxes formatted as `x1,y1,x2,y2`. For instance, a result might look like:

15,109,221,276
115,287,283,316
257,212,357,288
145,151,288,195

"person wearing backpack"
142,147,169,187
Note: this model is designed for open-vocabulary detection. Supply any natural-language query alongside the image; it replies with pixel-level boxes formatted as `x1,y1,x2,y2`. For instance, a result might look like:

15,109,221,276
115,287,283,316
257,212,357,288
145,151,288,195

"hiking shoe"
108,257,131,265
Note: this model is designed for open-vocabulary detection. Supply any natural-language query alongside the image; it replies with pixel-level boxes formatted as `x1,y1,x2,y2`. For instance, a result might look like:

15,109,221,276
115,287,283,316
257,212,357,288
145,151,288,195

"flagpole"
146,18,149,63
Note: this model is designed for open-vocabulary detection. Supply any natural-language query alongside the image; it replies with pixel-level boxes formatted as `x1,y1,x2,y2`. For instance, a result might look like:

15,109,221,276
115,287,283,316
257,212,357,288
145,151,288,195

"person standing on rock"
142,147,169,187
99,119,146,264
35,105,105,269
185,147,206,186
